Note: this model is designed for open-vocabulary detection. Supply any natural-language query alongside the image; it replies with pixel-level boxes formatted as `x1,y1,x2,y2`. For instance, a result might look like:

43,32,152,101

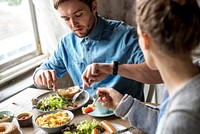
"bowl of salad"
61,119,105,134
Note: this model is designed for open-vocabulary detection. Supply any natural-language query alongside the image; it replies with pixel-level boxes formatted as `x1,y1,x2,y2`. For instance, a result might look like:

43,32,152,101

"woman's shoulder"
168,73,200,113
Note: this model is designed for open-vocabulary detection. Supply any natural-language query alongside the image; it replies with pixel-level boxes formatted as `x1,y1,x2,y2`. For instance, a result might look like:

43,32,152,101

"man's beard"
75,15,96,38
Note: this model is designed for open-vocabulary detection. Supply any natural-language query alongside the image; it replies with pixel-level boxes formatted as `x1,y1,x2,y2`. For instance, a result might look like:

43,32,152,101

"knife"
111,126,136,134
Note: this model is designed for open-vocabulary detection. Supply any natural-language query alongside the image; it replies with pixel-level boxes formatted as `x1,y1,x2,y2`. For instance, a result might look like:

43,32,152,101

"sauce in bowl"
18,114,30,120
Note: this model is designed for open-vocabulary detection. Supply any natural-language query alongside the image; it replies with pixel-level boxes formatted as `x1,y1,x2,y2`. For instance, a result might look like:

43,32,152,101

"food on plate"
91,128,99,134
35,111,71,128
100,120,116,134
61,124,77,134
32,86,87,112
58,86,81,100
0,111,14,123
34,94,70,111
0,122,20,134
0,114,9,121
62,119,105,134
33,93,79,111
82,104,95,114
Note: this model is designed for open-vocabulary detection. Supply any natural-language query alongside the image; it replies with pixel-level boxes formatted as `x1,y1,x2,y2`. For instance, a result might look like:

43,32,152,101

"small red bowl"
17,112,32,127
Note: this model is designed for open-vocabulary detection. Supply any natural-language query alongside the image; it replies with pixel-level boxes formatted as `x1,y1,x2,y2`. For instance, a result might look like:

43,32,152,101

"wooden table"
0,88,134,134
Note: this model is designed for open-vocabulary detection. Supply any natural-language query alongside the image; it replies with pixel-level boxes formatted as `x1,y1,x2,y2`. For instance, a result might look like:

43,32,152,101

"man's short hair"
53,0,94,10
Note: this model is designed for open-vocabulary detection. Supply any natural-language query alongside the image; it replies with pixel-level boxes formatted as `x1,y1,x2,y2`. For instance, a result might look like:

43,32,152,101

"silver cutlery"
92,92,104,106
111,126,136,134
72,88,84,104
92,95,99,106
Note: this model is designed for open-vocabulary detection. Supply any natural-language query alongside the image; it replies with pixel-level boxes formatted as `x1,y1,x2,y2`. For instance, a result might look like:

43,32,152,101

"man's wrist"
112,61,120,75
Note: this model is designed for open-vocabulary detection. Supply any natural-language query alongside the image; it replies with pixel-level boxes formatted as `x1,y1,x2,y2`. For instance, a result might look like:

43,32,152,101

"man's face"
57,0,97,37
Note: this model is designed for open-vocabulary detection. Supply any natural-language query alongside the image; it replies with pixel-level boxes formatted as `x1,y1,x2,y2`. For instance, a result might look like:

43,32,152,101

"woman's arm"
115,95,159,134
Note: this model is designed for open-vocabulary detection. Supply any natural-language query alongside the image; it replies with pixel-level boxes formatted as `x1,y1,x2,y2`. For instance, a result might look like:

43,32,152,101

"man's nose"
70,19,77,28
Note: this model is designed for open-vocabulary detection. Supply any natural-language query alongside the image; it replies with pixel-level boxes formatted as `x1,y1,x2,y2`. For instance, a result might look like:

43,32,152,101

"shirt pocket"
67,59,86,85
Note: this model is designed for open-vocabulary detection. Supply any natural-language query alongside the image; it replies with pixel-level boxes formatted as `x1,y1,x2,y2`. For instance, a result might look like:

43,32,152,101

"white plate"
102,123,131,134
34,90,89,112
18,128,23,134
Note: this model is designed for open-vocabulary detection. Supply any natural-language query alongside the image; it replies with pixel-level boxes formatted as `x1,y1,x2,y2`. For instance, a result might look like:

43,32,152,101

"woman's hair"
135,0,200,54
53,0,94,10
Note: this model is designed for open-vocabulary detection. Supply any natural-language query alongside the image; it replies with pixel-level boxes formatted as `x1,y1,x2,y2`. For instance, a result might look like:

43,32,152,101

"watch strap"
113,61,119,75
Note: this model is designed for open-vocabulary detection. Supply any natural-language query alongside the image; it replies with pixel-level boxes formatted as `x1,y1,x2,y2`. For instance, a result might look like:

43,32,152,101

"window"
0,0,43,84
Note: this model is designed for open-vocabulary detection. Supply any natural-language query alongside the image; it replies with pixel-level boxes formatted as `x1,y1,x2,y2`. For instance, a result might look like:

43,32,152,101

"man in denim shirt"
33,0,161,100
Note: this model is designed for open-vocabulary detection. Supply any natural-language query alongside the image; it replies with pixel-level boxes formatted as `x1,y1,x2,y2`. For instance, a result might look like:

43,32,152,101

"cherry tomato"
84,107,93,113
73,103,78,107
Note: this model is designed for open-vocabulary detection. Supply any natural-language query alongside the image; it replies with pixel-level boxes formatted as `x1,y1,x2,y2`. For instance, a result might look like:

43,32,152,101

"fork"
92,91,104,106
92,92,110,113
111,126,136,134
72,88,84,104
92,95,99,106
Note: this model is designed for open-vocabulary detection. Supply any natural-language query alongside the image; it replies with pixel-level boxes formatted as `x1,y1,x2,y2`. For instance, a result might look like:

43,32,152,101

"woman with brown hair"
89,0,200,133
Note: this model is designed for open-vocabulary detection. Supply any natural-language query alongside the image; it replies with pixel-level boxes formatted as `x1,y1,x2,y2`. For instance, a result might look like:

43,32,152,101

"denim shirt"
33,16,144,100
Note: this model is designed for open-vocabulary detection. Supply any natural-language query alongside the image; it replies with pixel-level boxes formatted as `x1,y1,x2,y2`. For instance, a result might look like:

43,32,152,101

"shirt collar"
87,15,104,41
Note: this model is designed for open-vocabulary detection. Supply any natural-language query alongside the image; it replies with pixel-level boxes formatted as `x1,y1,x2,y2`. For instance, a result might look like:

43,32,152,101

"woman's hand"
97,88,123,110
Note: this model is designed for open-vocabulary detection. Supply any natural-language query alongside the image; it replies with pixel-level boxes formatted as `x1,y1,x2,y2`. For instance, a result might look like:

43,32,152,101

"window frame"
0,0,44,85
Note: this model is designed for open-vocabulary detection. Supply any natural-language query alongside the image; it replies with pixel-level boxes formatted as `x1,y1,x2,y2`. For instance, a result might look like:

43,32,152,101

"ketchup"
18,114,30,120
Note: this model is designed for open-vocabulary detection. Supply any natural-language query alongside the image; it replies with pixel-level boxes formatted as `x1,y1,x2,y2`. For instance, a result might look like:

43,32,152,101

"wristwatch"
112,61,120,75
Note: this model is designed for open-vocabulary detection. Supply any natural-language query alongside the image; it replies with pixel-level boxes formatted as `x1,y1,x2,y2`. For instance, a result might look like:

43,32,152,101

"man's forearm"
118,62,163,84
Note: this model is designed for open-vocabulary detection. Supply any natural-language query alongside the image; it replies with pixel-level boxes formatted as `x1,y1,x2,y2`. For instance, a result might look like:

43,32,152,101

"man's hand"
81,63,113,89
34,70,58,91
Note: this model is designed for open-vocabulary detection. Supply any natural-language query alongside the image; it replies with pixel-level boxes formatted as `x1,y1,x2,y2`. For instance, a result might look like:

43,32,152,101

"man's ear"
141,32,150,49
92,0,97,12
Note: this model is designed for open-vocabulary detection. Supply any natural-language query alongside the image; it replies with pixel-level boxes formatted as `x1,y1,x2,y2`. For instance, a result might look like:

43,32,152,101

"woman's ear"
141,32,150,49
